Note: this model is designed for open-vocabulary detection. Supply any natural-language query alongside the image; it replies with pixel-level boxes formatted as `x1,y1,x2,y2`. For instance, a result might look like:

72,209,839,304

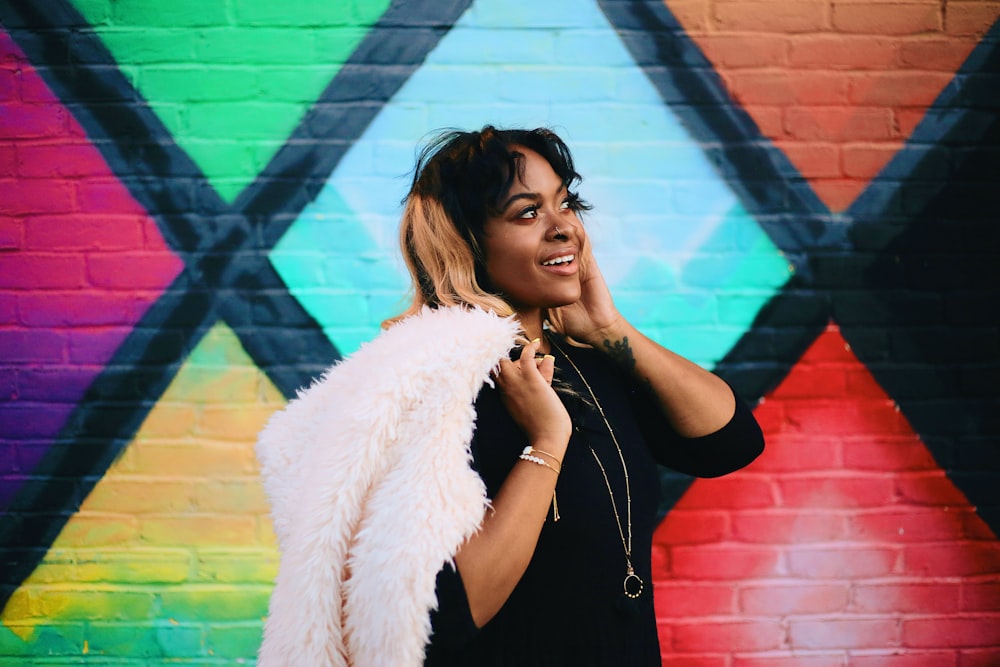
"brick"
16,142,110,178
741,582,850,614
671,476,775,509
694,35,790,68
670,619,785,651
848,71,956,107
960,581,1000,612
23,214,145,251
895,472,972,506
194,479,269,513
732,510,847,543
17,292,136,326
85,622,164,658
714,2,828,33
198,405,274,441
158,586,271,621
725,72,797,105
138,403,200,438
777,475,896,508
853,582,961,613
0,329,68,362
841,142,901,179
899,37,983,71
773,141,843,178
847,507,971,541
744,105,785,137
790,616,901,648
945,3,1000,36
667,1,712,33
785,107,896,141
83,478,196,513
139,515,259,547
86,251,181,289
850,653,958,667
194,549,277,584
903,616,1000,648
657,509,730,544
152,622,205,659
0,178,75,215
655,583,737,617
57,513,140,547
0,216,22,249
788,35,900,69
0,103,66,138
955,650,1000,667
132,442,256,477
745,433,842,472
74,550,190,584
205,622,265,659
74,178,140,211
733,657,849,667
903,543,1000,577
66,328,134,365
832,3,942,35
786,545,900,577
668,545,780,579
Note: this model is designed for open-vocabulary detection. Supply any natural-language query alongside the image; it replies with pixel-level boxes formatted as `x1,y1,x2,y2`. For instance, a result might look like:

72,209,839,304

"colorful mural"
2,0,998,663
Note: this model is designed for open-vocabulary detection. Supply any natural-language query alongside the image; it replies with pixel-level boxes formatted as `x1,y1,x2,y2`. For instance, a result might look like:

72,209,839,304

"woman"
256,126,764,667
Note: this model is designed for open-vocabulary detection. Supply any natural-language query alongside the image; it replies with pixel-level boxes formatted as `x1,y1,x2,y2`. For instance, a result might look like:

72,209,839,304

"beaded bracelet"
524,446,562,466
518,447,562,522
519,446,561,474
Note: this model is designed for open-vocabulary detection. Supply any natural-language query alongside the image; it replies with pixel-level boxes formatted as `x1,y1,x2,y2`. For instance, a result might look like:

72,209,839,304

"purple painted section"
0,31,183,510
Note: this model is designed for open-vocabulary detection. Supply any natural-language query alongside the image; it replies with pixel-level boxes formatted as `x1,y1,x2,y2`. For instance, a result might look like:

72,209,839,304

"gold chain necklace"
549,337,643,600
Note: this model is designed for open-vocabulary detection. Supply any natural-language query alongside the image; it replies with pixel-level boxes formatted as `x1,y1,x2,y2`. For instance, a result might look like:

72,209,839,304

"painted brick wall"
2,0,998,664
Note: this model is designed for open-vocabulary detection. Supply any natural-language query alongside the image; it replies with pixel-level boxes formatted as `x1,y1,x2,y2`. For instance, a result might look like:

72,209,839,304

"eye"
561,194,583,212
517,206,539,220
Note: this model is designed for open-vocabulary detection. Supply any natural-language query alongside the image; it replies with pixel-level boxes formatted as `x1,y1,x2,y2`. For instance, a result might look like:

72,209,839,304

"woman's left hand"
547,245,625,346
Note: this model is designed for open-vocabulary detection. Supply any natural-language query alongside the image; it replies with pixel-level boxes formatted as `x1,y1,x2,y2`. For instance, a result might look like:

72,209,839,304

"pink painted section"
0,29,184,508
653,324,1000,663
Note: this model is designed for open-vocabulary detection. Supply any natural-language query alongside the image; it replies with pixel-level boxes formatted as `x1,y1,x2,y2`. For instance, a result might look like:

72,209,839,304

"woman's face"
481,147,585,316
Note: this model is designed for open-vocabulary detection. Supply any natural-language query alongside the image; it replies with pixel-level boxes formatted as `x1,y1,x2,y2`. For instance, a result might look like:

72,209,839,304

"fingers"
536,353,555,384
495,339,553,386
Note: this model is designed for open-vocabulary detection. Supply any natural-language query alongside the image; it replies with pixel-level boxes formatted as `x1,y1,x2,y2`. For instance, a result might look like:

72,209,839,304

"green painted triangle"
71,0,392,203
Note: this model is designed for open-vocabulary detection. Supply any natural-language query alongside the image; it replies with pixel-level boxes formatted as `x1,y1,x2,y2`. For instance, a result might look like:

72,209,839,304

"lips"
541,254,575,266
540,248,578,275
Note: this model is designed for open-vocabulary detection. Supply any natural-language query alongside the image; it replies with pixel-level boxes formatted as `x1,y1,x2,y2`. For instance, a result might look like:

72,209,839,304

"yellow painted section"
2,322,287,641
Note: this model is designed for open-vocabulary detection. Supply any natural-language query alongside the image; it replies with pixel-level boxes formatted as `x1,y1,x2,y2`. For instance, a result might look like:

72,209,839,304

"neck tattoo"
549,336,644,601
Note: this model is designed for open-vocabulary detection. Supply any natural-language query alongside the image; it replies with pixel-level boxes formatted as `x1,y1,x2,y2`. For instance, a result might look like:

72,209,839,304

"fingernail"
543,355,555,361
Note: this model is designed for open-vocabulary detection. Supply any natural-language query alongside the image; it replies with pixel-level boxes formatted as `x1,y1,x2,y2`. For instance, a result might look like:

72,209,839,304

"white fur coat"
256,306,520,667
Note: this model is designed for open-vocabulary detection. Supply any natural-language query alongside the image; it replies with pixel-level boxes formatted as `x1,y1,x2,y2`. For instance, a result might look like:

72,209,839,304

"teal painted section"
270,0,790,364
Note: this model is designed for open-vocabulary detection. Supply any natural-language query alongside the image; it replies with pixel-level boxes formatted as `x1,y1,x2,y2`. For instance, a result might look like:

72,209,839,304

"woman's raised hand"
493,338,571,449
548,245,625,347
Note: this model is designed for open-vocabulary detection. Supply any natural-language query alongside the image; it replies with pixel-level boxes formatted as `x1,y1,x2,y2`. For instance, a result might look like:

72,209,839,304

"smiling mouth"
541,254,575,266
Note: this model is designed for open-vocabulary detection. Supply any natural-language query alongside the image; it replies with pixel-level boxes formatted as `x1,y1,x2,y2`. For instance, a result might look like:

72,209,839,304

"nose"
548,221,571,241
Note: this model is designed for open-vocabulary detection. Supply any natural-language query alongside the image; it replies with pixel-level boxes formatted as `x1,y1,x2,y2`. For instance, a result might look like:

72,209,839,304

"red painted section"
653,324,1000,663
0,29,183,506
664,0,1000,212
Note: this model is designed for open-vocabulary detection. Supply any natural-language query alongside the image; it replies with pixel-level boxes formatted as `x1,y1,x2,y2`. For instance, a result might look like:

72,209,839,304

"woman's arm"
453,339,571,628
549,247,737,437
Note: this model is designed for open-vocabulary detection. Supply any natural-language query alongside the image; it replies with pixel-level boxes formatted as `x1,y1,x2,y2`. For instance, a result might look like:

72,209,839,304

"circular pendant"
623,571,644,599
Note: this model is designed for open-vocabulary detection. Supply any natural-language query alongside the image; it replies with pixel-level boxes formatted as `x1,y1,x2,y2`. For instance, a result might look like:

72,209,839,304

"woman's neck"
516,309,550,353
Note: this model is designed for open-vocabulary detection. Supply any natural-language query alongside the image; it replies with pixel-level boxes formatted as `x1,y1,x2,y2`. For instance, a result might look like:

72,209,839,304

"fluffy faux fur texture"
256,306,520,667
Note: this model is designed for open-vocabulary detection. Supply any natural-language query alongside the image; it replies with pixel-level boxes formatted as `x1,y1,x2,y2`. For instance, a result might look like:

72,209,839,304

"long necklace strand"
549,337,643,600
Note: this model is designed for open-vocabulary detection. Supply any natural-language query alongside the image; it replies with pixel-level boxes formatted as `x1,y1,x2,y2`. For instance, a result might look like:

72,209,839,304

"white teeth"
542,254,574,266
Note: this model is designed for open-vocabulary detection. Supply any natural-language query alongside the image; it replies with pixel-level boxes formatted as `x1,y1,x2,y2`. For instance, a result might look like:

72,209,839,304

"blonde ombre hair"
384,125,590,328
